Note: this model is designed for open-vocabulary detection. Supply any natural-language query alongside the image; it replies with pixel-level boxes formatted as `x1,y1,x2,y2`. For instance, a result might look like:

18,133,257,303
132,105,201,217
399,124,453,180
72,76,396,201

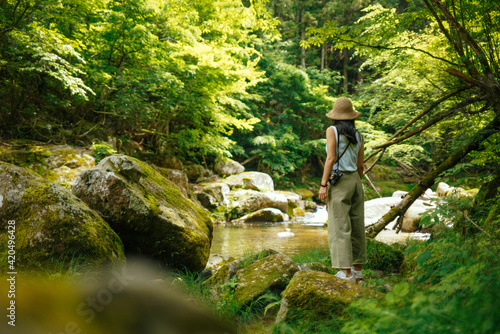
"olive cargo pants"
327,171,366,269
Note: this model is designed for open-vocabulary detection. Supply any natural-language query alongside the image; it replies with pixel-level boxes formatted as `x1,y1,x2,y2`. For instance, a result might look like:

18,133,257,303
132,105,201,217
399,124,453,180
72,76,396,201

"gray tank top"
327,126,362,172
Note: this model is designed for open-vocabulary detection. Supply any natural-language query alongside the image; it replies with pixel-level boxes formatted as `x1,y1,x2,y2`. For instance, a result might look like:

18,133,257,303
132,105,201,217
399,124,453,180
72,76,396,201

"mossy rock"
224,172,274,192
302,262,335,275
366,239,405,273
214,157,244,176
0,162,125,272
293,188,314,201
276,270,379,324
0,142,95,186
237,208,288,223
2,272,236,334
234,253,300,308
72,154,213,272
203,249,278,289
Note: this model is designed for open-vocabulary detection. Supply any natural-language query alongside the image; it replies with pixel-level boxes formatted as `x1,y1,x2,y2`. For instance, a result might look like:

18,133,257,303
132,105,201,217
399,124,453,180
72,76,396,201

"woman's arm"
356,138,364,179
318,127,336,200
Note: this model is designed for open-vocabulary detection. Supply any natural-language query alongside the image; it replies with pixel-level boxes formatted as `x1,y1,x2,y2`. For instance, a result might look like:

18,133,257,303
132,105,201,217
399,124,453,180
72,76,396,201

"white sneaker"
352,268,363,279
334,270,355,283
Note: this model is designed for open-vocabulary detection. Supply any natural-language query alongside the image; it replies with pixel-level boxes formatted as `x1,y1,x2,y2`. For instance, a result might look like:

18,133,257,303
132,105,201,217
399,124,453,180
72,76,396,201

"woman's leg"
327,174,356,271
350,173,366,267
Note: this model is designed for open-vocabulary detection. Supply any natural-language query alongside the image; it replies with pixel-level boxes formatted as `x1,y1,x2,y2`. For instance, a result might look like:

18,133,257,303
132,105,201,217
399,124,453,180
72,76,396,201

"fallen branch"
366,115,500,238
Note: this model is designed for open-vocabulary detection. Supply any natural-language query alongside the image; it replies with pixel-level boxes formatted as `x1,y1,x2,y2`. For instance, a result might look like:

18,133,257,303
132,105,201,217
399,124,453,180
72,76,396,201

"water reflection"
210,222,328,259
210,206,430,259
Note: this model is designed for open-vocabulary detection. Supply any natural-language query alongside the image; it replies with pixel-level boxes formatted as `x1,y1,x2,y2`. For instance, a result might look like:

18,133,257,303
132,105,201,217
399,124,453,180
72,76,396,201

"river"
209,206,430,259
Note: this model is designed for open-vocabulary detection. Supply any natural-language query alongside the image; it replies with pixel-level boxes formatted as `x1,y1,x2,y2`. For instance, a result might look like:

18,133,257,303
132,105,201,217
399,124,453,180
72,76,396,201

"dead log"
366,115,500,238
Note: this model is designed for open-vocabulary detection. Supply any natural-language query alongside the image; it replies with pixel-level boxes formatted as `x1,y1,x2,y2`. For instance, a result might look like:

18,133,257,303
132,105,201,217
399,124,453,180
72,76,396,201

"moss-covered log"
366,115,500,238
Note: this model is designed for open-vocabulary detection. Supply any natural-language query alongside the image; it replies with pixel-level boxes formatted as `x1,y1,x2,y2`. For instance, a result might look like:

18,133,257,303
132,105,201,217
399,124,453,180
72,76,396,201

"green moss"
279,270,378,326
366,239,405,273
76,155,213,271
0,162,125,273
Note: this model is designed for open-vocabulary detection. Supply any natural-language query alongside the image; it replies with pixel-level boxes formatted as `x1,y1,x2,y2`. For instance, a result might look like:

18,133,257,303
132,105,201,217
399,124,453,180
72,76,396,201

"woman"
318,97,366,283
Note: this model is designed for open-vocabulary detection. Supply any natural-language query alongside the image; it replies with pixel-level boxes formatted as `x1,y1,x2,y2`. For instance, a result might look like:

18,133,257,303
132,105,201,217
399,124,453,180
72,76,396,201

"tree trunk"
321,43,326,71
366,115,500,238
343,48,348,93
300,6,306,69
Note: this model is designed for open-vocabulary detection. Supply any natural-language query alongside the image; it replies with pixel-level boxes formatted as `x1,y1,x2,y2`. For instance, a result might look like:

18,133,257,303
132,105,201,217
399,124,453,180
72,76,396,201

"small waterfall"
295,205,328,226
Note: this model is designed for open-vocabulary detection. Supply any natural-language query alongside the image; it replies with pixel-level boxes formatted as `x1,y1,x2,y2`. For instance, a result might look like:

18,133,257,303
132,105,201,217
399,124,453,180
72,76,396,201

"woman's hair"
333,120,359,145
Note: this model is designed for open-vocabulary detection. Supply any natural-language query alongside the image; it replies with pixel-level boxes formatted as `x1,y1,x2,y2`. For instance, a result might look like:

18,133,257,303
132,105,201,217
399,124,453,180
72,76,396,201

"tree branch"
366,115,500,238
364,148,385,175
374,96,485,150
388,86,472,141
429,0,492,76
422,0,479,78
331,34,459,67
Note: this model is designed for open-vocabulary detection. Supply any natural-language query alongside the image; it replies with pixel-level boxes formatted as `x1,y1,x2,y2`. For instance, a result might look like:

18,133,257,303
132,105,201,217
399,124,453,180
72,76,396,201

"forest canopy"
0,0,499,207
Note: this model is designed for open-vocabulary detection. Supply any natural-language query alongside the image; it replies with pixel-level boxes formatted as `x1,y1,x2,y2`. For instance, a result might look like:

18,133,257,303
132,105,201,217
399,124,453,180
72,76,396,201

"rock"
276,190,303,215
364,197,435,232
466,188,479,197
4,270,237,334
224,172,274,192
436,182,451,197
293,188,314,200
184,164,212,182
155,167,189,198
446,187,468,198
0,143,95,185
305,200,318,212
72,154,213,272
0,162,125,272
206,254,235,270
276,270,378,324
203,249,278,289
293,207,306,217
234,253,300,308
194,182,230,210
302,262,334,274
214,157,244,176
237,208,288,223
401,200,436,232
227,189,288,217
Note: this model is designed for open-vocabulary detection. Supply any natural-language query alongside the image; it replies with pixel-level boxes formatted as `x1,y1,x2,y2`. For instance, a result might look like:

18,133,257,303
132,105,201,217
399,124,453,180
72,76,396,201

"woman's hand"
318,186,327,200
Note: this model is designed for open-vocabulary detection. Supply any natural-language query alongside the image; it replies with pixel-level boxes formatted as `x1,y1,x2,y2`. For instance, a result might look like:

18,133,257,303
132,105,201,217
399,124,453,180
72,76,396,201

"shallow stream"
210,206,430,259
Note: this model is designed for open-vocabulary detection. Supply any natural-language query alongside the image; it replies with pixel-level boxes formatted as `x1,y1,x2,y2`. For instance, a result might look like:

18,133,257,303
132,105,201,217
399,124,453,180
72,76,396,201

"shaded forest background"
0,0,499,207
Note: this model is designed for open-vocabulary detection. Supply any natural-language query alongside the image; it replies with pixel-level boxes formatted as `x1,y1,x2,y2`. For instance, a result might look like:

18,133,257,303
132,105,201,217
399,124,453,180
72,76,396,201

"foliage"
343,197,500,334
365,239,405,273
90,140,116,163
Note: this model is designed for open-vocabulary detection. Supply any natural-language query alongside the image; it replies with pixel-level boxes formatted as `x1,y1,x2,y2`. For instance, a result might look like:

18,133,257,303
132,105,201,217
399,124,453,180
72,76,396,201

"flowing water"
210,206,430,259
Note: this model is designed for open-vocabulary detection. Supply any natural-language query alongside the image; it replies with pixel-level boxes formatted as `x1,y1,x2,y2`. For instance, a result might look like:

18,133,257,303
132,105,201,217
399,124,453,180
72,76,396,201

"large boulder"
194,182,230,210
227,189,289,217
234,253,300,308
184,164,213,182
3,270,236,334
364,197,435,232
276,190,303,214
214,157,244,176
72,154,213,272
155,167,189,198
224,172,274,192
0,142,95,185
276,270,378,324
0,162,125,272
293,188,314,201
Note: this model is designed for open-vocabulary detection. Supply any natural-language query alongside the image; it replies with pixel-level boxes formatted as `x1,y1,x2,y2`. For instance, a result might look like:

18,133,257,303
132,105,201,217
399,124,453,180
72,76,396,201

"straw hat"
326,97,360,120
